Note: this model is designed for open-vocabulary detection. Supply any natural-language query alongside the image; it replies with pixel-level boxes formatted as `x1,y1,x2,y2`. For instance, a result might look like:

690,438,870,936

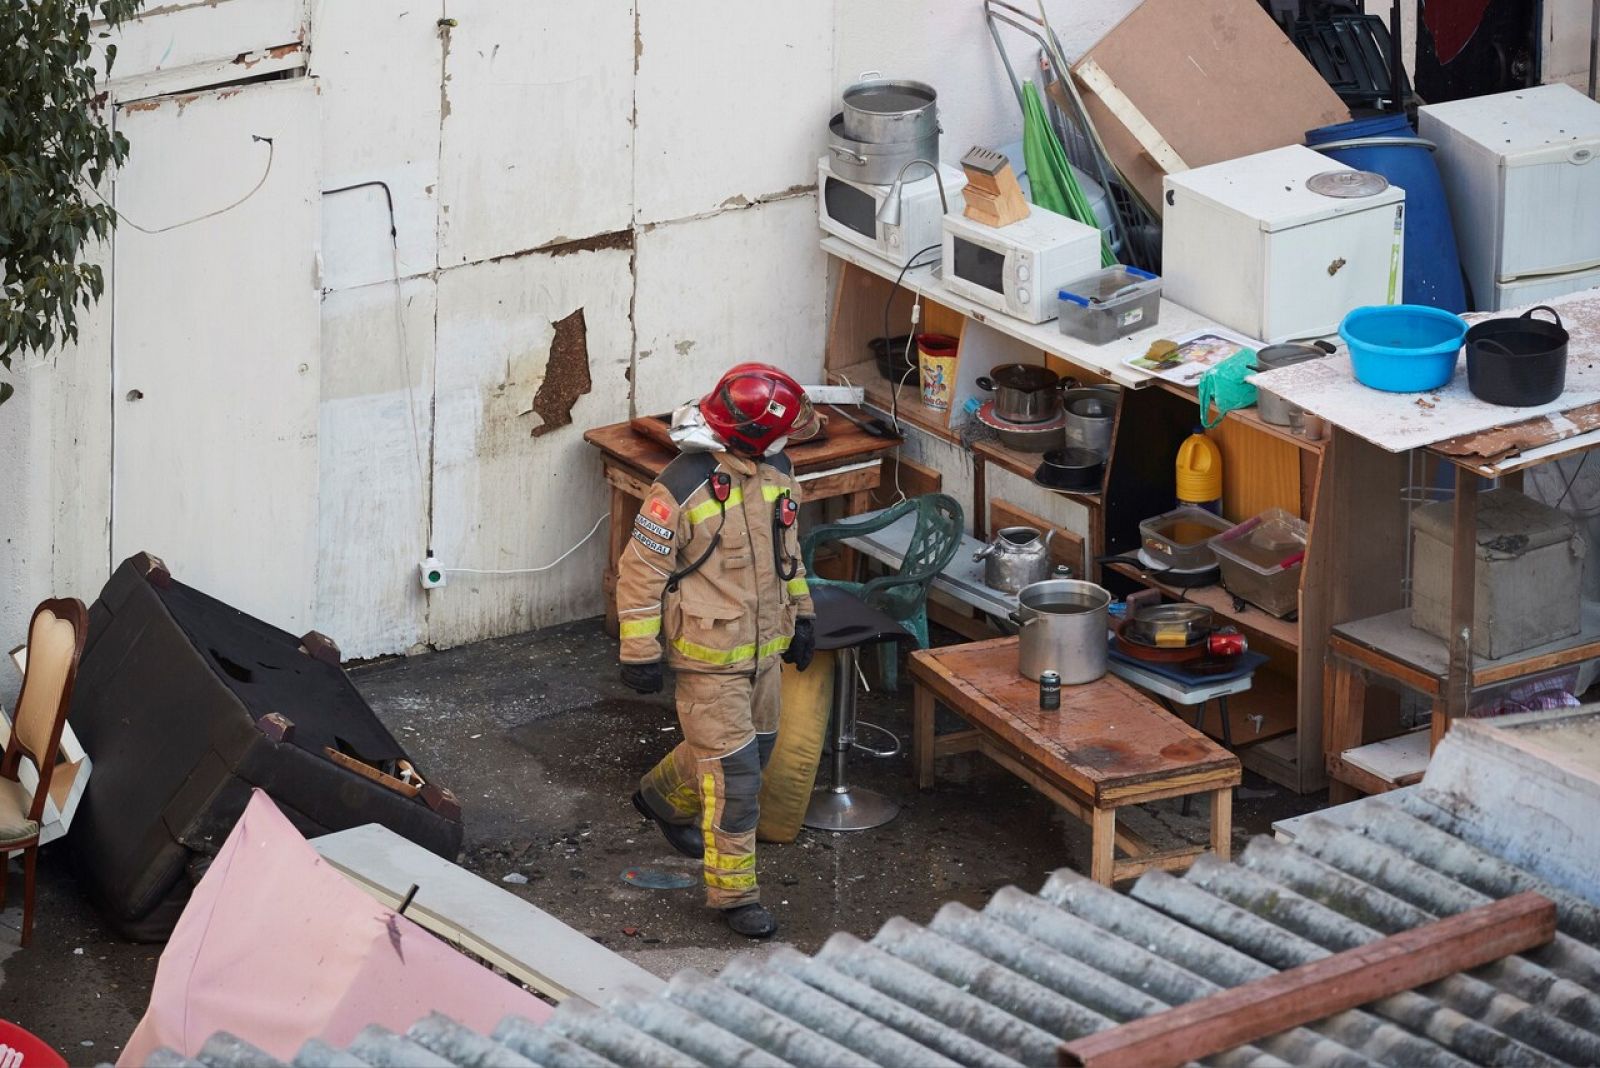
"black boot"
723,902,778,939
632,792,703,859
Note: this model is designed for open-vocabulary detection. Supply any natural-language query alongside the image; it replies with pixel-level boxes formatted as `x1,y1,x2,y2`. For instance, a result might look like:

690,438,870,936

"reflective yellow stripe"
716,852,756,871
671,633,791,666
701,772,718,871
665,780,700,818
673,636,755,665
619,616,661,639
786,576,809,597
687,488,743,525
762,485,786,502
706,871,758,890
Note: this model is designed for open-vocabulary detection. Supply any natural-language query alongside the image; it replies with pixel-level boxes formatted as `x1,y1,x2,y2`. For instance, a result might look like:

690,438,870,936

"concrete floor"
0,617,1324,1053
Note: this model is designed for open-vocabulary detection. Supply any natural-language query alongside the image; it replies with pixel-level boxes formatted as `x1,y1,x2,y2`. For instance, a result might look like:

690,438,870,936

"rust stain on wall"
530,308,591,438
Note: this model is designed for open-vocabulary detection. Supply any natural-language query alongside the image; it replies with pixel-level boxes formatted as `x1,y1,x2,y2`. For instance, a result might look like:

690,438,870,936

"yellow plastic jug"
1176,430,1222,507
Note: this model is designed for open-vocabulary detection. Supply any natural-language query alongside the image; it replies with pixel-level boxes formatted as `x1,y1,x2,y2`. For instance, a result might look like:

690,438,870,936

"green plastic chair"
801,494,965,690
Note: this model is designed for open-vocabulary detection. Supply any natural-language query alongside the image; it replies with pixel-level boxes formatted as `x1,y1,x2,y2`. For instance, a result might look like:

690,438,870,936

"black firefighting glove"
620,661,664,694
784,617,816,672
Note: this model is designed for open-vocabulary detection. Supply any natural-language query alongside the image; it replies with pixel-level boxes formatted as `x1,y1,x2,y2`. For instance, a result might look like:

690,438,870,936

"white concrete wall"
24,0,1587,667
9,0,1105,662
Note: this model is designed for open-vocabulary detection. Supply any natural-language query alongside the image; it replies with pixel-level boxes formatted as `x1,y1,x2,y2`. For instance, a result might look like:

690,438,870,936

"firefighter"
615,363,817,939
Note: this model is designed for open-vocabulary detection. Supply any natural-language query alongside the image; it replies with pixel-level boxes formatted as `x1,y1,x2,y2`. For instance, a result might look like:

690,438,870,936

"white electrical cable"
440,513,608,576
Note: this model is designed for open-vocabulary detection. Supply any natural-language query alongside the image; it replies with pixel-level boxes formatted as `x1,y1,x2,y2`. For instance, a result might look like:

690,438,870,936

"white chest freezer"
1419,84,1600,310
1162,145,1406,342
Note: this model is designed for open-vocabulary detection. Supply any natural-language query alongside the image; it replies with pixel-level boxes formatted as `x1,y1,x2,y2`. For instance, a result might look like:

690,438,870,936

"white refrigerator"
1420,84,1600,312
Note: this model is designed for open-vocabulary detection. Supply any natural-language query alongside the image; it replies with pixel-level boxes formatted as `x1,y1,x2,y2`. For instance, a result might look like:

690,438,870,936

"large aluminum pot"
841,78,939,145
1010,579,1110,684
974,526,1054,594
975,363,1063,424
827,113,940,185
1062,388,1117,457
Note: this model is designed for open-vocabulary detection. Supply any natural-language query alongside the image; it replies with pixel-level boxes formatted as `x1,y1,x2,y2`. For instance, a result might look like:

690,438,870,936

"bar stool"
801,586,911,832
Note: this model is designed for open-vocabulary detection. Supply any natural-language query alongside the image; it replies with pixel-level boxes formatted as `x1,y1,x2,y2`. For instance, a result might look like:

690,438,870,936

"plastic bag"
1197,348,1258,429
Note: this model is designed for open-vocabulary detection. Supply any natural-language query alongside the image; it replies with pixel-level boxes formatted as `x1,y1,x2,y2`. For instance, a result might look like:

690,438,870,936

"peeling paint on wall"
530,308,591,438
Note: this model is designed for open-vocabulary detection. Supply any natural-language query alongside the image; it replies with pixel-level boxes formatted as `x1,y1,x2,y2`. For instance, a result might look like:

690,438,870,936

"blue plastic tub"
1306,115,1467,313
1339,305,1468,392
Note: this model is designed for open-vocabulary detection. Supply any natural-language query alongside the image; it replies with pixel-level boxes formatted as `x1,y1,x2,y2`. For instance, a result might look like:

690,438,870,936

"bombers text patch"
632,528,672,556
635,514,674,541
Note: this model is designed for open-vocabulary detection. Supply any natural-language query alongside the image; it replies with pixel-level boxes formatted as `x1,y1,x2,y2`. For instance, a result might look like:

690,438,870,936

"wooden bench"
909,636,1241,885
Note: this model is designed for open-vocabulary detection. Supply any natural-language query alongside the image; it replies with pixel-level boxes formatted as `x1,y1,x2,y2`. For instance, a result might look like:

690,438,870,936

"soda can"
1039,670,1062,711
1206,632,1248,657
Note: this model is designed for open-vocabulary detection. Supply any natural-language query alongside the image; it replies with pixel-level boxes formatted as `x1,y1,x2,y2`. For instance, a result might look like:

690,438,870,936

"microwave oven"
941,209,1102,323
817,158,966,267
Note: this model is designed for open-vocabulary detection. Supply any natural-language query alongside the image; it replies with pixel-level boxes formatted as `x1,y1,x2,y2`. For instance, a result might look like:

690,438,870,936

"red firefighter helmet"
699,363,818,454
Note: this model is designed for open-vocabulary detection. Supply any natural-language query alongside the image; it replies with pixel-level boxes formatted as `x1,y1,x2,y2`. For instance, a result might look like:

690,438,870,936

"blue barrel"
1305,114,1467,313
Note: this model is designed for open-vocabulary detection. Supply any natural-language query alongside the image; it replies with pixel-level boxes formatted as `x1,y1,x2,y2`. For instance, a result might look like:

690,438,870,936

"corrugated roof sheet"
140,784,1600,1068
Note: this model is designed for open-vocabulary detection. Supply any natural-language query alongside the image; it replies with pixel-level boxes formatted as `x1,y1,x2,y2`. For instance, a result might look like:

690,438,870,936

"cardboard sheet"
1249,288,1600,453
1072,0,1349,214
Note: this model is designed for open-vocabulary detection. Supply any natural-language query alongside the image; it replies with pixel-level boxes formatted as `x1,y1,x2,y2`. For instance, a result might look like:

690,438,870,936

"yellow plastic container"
1176,431,1222,507
917,333,959,411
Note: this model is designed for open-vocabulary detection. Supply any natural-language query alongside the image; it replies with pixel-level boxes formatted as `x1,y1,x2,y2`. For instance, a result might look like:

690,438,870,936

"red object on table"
0,1020,69,1068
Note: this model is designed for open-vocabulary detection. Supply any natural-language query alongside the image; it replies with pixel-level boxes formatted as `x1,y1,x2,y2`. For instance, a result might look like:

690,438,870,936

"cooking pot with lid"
975,363,1064,424
1126,602,1213,648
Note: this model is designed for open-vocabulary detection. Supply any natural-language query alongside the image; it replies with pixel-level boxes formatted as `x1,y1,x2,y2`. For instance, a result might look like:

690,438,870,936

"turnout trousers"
638,661,781,908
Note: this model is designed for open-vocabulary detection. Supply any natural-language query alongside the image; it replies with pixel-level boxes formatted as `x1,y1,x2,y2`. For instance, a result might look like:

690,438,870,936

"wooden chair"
1,598,88,947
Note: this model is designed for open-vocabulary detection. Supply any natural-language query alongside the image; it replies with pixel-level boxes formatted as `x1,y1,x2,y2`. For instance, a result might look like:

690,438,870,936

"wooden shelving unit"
829,357,953,441
973,439,1103,508
1103,561,1299,651
823,240,1331,793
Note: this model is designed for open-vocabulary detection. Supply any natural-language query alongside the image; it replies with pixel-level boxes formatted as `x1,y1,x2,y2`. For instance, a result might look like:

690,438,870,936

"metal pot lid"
842,79,937,115
1133,602,1214,627
990,363,1060,392
1306,170,1390,198
1256,343,1332,370
1040,447,1102,470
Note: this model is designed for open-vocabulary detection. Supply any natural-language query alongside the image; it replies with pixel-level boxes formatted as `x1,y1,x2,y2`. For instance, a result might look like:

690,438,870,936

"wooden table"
909,636,1241,885
583,414,900,635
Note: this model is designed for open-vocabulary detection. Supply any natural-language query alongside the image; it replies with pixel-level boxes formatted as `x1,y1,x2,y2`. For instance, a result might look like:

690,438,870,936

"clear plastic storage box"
1209,508,1309,618
1058,266,1162,344
1139,506,1233,571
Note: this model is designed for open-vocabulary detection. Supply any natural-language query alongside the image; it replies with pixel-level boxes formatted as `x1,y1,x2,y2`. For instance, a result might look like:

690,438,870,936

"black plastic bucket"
1465,305,1568,407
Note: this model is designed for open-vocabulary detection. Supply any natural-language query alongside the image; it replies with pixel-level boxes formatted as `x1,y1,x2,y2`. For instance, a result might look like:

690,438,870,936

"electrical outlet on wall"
419,556,446,590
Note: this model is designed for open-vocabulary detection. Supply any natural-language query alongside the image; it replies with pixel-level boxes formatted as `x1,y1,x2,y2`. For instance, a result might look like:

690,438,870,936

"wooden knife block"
962,157,1030,228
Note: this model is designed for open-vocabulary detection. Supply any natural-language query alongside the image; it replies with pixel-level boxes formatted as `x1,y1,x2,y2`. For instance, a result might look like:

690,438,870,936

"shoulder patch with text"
632,528,672,556
635,513,674,541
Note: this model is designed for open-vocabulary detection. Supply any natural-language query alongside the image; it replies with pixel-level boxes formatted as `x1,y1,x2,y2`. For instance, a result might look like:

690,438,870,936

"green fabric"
1197,348,1259,429
1021,82,1113,268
